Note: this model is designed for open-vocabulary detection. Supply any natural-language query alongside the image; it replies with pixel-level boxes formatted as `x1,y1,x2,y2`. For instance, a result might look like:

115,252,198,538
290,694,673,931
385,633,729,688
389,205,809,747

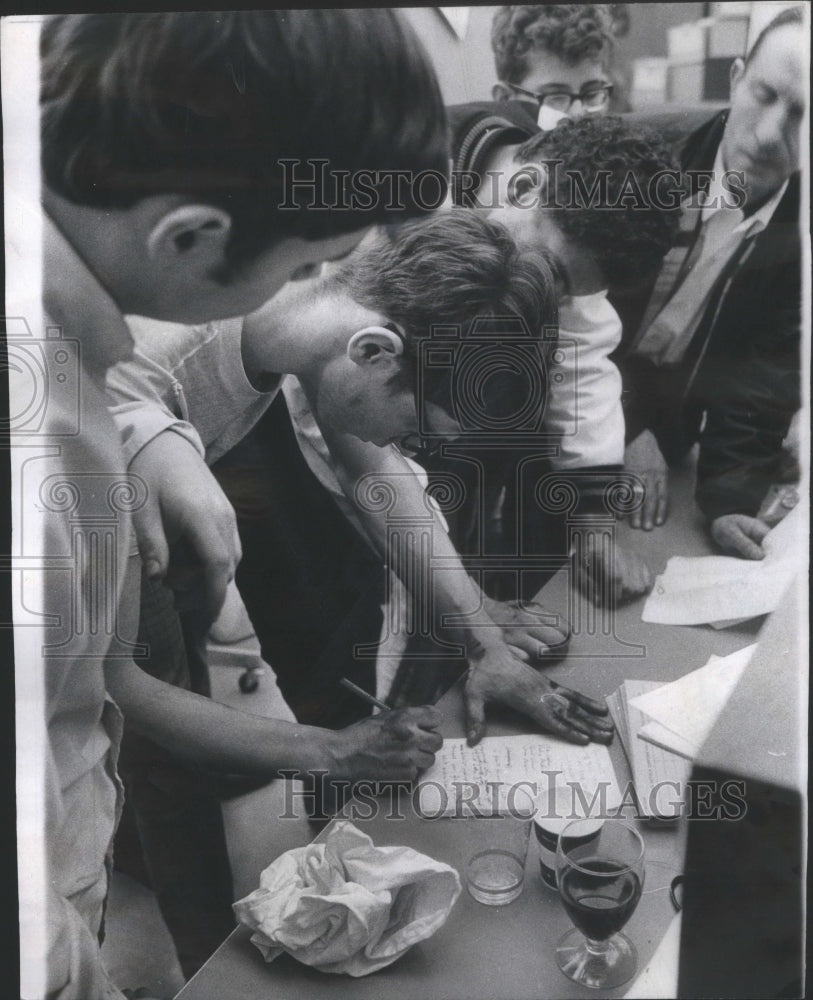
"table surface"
177,464,763,1000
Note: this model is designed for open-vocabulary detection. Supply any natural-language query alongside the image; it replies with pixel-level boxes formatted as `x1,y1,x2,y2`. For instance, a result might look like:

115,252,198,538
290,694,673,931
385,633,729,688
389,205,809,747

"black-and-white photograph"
2,4,808,998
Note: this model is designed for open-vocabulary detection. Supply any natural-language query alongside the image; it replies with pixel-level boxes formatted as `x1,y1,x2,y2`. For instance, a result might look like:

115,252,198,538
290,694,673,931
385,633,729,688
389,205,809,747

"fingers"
629,472,668,530
182,512,240,622
628,477,646,529
534,704,590,746
463,684,487,747
610,550,654,604
534,693,614,746
654,479,669,526
132,501,170,582
625,431,668,531
711,514,768,560
549,680,610,717
506,628,569,662
640,475,662,531
396,705,443,731
743,516,770,545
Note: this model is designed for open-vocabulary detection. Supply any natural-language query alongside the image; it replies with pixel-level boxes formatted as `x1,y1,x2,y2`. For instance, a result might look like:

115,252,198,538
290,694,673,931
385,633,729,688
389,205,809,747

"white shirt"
545,291,625,469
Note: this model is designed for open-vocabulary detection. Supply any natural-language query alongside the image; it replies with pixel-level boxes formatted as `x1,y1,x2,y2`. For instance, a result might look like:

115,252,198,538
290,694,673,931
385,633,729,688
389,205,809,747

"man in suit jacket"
616,7,804,559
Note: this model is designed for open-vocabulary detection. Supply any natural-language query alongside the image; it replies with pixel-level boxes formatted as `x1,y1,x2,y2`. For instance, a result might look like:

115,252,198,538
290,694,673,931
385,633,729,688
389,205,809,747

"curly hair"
516,116,682,289
491,5,615,83
328,211,559,422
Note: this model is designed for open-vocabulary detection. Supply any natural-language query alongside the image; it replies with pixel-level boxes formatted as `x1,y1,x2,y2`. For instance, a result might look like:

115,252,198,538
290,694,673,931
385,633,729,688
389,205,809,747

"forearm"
105,658,336,778
324,431,504,652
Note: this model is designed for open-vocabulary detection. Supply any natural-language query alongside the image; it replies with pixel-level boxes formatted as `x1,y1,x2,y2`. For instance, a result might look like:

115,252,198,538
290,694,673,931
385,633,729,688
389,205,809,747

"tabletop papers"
606,681,692,821
415,735,621,817
641,504,801,625
630,644,756,759
607,644,756,819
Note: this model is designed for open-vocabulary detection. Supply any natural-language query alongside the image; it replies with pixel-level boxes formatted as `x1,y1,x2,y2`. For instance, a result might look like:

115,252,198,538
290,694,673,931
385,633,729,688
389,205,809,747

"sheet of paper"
629,644,756,757
639,721,696,760
709,616,753,629
623,681,692,820
641,505,802,625
415,735,620,817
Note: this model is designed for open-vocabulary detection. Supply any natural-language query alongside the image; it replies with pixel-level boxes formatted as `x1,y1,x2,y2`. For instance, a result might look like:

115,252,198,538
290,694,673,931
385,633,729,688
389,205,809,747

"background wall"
399,6,500,105
399,4,706,105
398,3,794,109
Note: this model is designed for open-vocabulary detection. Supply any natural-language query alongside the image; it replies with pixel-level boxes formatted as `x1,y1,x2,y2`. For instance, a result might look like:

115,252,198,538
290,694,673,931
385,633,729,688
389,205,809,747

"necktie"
633,200,745,365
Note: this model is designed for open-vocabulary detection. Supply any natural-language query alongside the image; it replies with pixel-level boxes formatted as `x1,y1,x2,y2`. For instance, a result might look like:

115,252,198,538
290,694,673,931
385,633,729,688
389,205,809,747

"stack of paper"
606,681,691,820
630,645,756,759
641,505,801,626
608,644,757,819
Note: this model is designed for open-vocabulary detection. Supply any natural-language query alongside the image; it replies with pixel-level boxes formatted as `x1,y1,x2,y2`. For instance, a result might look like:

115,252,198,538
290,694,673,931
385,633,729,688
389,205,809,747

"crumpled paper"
232,820,461,976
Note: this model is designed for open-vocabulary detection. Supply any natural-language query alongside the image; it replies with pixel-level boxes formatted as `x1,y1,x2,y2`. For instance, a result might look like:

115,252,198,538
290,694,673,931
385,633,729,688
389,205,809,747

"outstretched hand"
463,643,613,747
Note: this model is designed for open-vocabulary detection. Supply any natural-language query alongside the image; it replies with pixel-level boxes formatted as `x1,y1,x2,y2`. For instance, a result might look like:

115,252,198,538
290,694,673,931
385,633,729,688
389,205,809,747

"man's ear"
492,81,513,102
729,57,746,95
146,205,232,265
346,326,404,367
507,161,547,208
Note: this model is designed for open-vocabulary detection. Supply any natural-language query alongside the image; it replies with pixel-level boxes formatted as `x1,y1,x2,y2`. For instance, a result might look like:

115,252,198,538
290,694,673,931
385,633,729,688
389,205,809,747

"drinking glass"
554,817,645,989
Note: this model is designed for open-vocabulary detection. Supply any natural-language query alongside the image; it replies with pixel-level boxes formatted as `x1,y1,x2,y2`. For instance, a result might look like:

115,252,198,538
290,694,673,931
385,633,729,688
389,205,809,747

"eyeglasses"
509,82,613,113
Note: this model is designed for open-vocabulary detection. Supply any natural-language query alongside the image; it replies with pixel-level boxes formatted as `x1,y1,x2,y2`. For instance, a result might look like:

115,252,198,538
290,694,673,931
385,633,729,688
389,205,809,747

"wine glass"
555,817,645,990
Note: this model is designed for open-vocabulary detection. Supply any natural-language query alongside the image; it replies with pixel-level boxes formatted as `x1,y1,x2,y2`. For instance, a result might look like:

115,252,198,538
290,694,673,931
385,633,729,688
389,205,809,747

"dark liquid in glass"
559,859,642,940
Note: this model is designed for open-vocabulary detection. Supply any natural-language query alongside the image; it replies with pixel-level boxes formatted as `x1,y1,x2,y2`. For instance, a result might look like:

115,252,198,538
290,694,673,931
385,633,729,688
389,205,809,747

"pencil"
339,677,391,712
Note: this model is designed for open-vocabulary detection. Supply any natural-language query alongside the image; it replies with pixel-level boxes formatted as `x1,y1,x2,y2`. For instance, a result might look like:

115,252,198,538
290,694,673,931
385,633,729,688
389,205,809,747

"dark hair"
516,116,682,289
491,5,614,84
745,6,804,68
330,211,559,422
41,11,448,278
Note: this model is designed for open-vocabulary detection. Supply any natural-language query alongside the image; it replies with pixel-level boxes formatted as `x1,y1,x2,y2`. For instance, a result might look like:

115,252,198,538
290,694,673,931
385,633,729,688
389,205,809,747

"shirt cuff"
113,401,206,467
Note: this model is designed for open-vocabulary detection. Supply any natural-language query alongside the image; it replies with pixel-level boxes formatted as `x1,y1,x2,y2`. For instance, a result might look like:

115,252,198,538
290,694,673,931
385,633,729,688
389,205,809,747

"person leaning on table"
616,6,804,561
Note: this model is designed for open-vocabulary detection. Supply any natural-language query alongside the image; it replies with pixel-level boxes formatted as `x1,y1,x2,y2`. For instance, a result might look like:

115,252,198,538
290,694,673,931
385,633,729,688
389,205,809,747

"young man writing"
11,10,450,995
108,212,612,749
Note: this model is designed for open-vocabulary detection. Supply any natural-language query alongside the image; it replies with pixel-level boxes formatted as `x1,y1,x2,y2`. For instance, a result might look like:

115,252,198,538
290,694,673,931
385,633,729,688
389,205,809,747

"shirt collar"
701,144,788,235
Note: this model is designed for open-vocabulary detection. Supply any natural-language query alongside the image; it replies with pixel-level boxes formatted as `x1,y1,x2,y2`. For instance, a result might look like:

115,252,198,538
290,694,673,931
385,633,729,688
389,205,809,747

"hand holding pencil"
326,678,443,783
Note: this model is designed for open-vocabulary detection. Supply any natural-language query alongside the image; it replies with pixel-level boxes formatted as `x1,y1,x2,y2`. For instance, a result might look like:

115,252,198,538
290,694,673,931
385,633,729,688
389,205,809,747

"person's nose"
753,104,788,154
568,98,587,118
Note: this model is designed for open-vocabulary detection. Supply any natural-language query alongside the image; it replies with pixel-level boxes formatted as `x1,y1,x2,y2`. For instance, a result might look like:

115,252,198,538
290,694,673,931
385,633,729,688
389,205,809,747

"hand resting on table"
463,643,614,748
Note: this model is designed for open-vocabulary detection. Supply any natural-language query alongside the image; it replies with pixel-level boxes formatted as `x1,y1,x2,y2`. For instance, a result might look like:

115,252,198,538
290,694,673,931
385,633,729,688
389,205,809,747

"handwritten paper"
416,735,620,817
641,505,802,625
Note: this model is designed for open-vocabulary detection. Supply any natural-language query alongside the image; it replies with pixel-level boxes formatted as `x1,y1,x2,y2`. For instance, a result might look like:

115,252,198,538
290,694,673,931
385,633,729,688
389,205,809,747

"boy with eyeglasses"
491,4,617,129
